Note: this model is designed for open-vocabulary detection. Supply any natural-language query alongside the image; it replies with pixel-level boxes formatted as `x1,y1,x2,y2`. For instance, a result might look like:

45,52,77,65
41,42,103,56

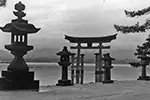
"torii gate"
65,34,117,84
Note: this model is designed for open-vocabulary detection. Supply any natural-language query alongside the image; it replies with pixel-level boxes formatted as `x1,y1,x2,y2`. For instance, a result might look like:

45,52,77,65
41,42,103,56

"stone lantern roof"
57,46,72,56
0,1,40,34
0,1,40,90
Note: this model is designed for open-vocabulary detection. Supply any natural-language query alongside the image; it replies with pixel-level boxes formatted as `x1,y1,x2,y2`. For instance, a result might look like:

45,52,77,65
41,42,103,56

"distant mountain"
0,48,138,63
24,48,138,63
25,48,58,59
110,49,136,60
0,50,12,61
24,48,59,62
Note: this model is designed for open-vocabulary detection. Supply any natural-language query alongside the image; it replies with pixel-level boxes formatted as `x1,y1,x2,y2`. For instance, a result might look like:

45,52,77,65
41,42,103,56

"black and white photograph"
0,0,149,100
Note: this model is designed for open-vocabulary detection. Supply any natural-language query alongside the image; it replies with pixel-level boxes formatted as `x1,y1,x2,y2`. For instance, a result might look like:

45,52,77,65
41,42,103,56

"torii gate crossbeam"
65,34,117,84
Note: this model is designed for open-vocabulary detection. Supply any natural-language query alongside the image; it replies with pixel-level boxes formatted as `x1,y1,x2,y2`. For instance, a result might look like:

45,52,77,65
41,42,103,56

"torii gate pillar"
65,34,117,83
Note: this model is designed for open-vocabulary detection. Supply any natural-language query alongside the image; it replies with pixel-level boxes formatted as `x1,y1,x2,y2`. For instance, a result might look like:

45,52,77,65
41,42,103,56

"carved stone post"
80,54,84,84
71,53,76,84
102,53,114,83
56,46,73,86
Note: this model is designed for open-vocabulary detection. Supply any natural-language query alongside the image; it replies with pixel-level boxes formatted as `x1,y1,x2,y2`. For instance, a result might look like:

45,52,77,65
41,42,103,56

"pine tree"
114,6,150,33
0,0,6,7
114,6,150,80
129,35,150,80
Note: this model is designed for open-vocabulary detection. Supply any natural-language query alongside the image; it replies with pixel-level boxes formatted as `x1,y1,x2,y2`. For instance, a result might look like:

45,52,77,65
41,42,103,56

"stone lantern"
56,46,73,86
137,55,150,80
0,1,40,90
129,40,150,81
102,53,115,83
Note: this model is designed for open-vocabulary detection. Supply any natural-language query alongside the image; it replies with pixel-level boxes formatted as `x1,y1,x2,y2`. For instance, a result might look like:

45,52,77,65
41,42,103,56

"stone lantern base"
103,80,114,83
137,76,150,81
0,70,39,90
102,67,114,84
56,79,73,86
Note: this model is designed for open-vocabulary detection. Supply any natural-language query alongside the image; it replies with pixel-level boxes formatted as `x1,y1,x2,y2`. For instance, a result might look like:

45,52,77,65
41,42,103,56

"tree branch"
129,62,141,68
125,6,150,17
114,19,150,33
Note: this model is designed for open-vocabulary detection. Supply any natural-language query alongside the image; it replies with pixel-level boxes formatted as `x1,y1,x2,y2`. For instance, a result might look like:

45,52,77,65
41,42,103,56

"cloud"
0,0,150,50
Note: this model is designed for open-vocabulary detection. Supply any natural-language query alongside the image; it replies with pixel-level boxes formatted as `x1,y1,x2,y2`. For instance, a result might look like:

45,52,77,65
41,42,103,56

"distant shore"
0,59,136,64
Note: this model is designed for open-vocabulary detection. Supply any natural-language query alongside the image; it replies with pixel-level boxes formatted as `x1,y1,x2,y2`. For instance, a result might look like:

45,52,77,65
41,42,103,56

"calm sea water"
0,63,148,86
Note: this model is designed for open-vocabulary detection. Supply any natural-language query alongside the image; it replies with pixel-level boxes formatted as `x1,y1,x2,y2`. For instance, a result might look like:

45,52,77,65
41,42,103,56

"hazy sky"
0,0,150,50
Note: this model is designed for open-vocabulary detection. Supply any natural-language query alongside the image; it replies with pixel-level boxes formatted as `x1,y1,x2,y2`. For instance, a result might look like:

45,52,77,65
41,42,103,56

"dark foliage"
0,0,6,7
129,62,140,68
125,6,150,17
114,5,150,33
129,35,150,68
114,19,150,33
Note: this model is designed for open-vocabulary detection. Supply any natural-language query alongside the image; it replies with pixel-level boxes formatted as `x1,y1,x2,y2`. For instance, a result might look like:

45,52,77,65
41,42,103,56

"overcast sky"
0,0,150,50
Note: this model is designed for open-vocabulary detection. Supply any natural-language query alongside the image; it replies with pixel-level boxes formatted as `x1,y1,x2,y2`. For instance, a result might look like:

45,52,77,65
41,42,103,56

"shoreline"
1,80,150,100
0,62,131,66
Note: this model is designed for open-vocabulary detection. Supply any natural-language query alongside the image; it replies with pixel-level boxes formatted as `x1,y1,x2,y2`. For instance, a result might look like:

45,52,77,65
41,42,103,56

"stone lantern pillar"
102,53,114,83
137,55,150,80
0,1,40,90
56,46,73,86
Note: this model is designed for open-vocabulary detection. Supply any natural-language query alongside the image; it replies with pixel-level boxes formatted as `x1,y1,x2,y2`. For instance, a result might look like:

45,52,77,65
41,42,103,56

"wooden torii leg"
71,53,76,84
76,43,81,84
99,43,103,82
95,53,99,83
80,54,84,84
